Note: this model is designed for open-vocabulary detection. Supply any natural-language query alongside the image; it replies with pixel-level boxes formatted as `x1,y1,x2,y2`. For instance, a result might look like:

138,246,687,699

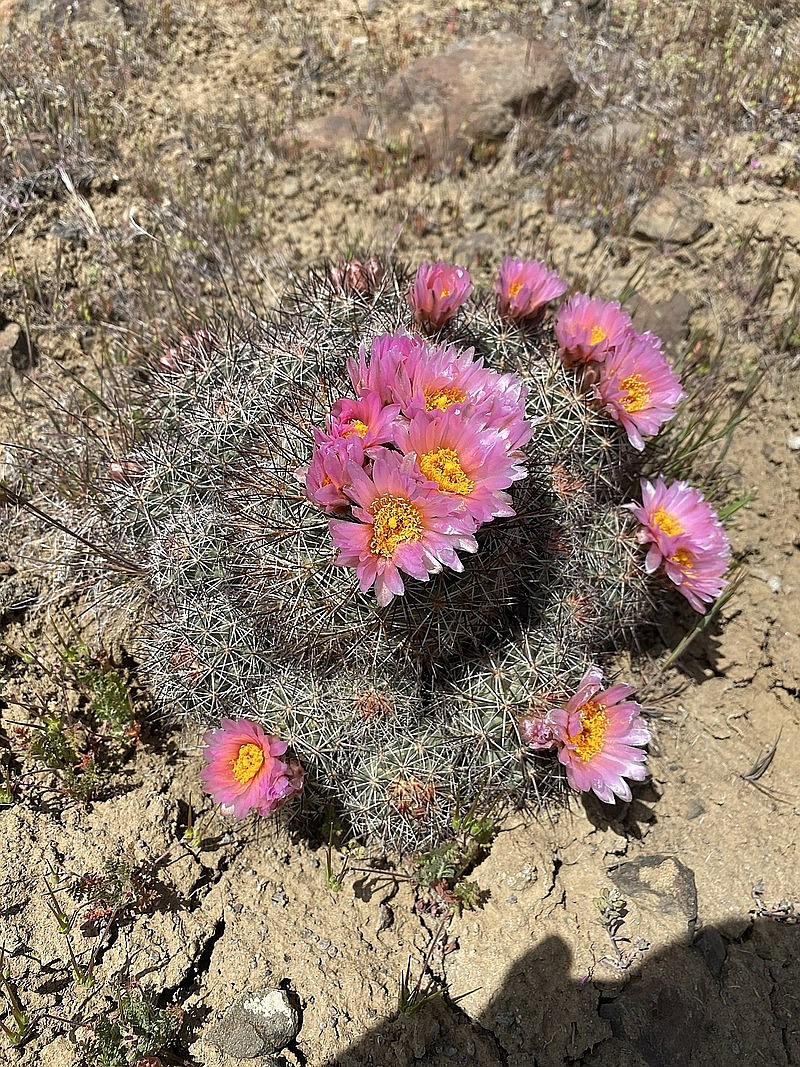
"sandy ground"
0,1,798,1065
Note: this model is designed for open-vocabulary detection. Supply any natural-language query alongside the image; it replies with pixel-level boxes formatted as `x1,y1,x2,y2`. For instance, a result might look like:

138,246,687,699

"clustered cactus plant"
5,257,733,852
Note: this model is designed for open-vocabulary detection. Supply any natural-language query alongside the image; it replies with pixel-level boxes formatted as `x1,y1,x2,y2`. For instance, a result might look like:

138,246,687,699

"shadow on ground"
327,919,799,1067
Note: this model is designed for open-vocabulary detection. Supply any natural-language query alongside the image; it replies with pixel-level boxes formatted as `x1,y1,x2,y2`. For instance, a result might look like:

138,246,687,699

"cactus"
3,259,732,852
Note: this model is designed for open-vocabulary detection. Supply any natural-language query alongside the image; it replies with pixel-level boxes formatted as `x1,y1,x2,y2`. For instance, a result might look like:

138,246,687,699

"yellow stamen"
232,742,264,784
438,286,452,298
568,700,608,761
654,507,682,537
345,419,369,438
508,280,523,298
424,384,466,412
620,373,651,413
590,325,607,346
418,447,475,495
370,494,423,558
672,548,694,571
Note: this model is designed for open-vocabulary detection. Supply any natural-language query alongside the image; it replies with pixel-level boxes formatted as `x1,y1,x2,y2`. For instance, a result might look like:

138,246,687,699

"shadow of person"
326,919,799,1066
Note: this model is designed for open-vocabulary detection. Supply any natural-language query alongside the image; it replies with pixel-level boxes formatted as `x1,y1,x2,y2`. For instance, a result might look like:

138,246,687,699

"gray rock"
0,318,37,393
283,106,373,154
379,32,575,158
627,291,693,355
631,188,711,245
206,988,301,1059
609,854,698,944
289,33,575,161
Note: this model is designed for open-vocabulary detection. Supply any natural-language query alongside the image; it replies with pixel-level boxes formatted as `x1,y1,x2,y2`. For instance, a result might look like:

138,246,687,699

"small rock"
290,33,575,161
587,119,646,153
766,574,781,594
628,292,693,356
282,106,373,154
609,854,698,945
0,317,38,392
206,988,301,1060
375,903,394,934
684,800,705,820
695,927,727,980
631,188,711,245
787,433,800,451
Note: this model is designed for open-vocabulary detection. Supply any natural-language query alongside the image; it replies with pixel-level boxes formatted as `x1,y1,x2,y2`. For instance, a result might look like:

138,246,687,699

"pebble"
767,575,782,594
205,988,301,1058
787,433,800,451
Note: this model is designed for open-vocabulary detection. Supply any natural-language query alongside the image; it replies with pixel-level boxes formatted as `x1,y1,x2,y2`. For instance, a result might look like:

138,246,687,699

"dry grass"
518,0,800,233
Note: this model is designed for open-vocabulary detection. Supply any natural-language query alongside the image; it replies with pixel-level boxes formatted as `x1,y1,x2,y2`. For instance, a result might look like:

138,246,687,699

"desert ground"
0,1,798,1065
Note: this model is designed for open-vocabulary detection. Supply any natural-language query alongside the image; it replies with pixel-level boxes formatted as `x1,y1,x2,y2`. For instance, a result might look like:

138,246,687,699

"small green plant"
0,947,30,1048
323,819,366,893
397,956,443,1017
25,716,97,802
76,987,181,1067
593,886,650,973
594,887,628,938
42,871,94,986
70,853,162,932
69,646,139,744
413,809,497,915
5,637,139,804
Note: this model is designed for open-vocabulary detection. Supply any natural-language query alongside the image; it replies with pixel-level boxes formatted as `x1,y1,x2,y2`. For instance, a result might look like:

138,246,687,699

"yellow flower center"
568,699,608,761
620,373,651,413
590,325,607,346
672,547,694,571
370,494,424,558
418,447,475,495
438,286,452,298
345,419,369,438
654,507,682,537
424,384,466,412
232,742,264,784
508,280,523,298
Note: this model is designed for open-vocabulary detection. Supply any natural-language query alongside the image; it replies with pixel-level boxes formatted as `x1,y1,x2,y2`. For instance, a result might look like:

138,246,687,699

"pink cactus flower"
394,408,525,526
397,341,489,413
329,391,401,453
595,331,684,450
200,718,304,818
304,432,365,512
549,668,650,804
496,257,567,322
328,449,478,607
407,261,472,329
659,545,731,613
346,332,425,403
518,712,560,749
330,256,385,295
627,477,731,611
474,370,533,452
107,460,144,484
554,294,632,365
